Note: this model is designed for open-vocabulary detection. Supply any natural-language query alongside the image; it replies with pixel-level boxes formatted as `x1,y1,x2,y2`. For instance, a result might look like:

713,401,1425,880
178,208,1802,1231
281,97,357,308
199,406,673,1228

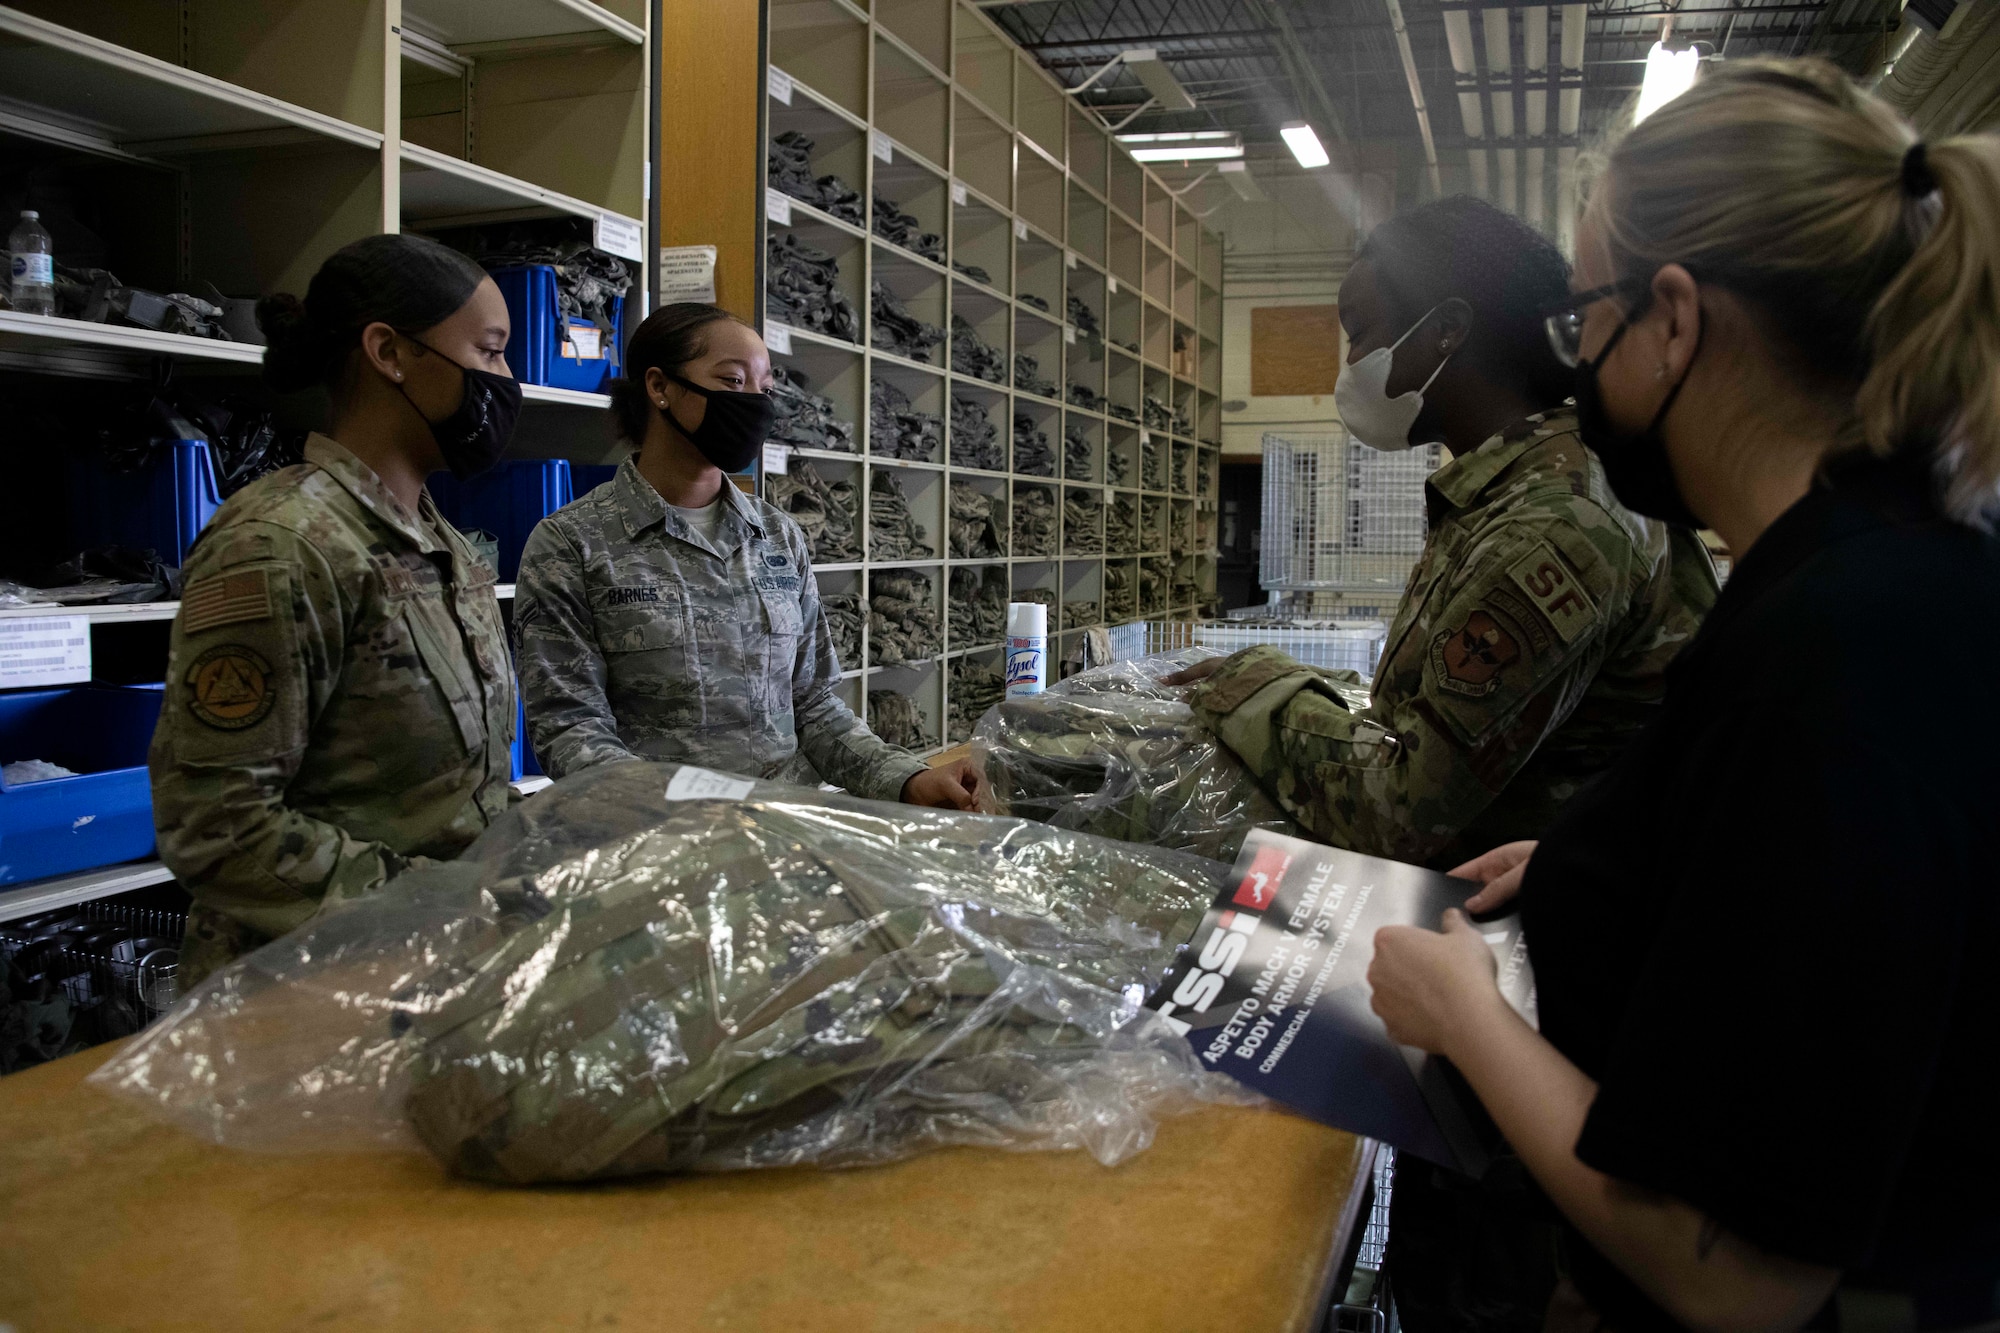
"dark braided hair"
256,233,489,396
606,302,754,443
1358,196,1574,407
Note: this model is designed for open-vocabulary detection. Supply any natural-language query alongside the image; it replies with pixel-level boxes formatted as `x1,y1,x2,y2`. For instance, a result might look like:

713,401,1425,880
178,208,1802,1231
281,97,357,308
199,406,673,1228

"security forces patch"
185,644,277,731
1431,610,1521,697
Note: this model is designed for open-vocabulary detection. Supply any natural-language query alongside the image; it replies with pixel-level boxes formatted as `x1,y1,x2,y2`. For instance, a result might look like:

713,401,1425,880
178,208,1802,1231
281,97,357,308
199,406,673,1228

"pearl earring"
1655,363,1668,379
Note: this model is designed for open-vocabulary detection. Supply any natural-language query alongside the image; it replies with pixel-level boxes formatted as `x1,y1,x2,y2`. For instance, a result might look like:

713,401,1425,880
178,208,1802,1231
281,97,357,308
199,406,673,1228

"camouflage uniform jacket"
514,458,926,799
150,435,516,985
1192,412,1718,868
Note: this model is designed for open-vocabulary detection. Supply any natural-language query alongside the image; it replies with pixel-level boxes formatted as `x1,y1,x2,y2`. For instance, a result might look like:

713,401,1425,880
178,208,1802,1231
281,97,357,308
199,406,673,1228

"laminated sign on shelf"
658,245,717,304
593,213,644,264
762,442,790,475
872,131,893,163
0,615,90,688
767,66,793,105
1145,828,1538,1177
951,181,967,207
1014,219,1028,241
765,191,793,226
764,323,793,355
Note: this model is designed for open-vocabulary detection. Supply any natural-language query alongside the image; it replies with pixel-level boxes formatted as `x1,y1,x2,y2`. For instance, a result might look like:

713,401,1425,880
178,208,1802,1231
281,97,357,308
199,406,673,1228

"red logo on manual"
1232,845,1290,909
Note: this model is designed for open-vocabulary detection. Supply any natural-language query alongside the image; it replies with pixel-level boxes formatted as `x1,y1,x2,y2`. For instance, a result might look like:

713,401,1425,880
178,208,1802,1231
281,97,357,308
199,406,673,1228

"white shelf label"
765,191,793,226
659,244,717,304
1105,486,1114,504
666,767,756,802
765,322,794,355
872,131,894,163
1064,325,1076,344
594,213,644,263
1108,276,1119,293
1140,429,1151,444
1065,252,1077,269
566,325,603,360
951,181,967,206
762,442,790,475
768,66,794,104
0,616,90,689
1013,219,1028,241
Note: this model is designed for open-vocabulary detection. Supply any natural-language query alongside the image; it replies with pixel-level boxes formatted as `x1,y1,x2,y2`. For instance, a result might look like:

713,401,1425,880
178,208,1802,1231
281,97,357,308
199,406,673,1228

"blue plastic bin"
429,460,574,581
489,265,624,392
0,686,164,887
66,439,224,568
510,690,543,781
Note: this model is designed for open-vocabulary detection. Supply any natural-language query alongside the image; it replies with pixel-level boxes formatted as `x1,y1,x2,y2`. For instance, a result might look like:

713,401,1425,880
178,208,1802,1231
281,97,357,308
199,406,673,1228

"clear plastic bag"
971,649,1297,862
91,762,1247,1183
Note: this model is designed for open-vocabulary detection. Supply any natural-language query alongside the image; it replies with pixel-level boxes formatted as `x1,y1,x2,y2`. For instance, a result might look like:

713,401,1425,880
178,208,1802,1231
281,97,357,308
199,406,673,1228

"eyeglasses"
1543,279,1650,369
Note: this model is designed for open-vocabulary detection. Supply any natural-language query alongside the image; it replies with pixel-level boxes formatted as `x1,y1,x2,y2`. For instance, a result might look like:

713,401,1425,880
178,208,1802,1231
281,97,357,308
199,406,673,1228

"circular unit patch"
184,645,277,731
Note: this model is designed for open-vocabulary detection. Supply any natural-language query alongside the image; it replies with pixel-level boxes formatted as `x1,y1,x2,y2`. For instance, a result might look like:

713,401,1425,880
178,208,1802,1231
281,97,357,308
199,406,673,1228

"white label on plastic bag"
951,181,967,206
872,131,893,162
0,616,89,688
1108,276,1119,293
567,325,603,359
594,212,644,263
1014,219,1028,241
768,66,794,104
765,322,794,355
765,191,792,226
762,442,789,474
659,245,717,303
666,767,756,802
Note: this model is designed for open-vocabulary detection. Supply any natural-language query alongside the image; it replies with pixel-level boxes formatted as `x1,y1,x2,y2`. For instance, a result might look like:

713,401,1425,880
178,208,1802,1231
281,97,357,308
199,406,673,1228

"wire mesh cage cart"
1,900,185,1050
1261,427,1443,620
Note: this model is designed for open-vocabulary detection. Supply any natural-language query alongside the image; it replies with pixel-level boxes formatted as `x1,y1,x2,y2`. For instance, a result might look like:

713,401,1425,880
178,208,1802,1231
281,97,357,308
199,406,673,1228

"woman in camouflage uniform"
150,234,522,986
513,304,981,809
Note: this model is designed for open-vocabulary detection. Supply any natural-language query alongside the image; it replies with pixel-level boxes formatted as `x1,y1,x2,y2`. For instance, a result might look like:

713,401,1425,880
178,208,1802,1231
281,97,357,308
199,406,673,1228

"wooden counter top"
0,1046,1372,1332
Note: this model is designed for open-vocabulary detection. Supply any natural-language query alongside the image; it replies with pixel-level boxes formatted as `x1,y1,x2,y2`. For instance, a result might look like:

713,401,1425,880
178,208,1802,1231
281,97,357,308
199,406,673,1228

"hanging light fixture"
1633,41,1700,124
1279,121,1331,169
1116,130,1245,162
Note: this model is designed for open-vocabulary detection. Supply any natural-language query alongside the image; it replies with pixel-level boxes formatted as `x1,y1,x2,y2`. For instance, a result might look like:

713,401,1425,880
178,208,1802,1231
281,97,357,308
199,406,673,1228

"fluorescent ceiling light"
1279,121,1330,169
1118,130,1235,143
1219,160,1267,201
1633,42,1700,124
1122,49,1197,112
1128,145,1245,161
1121,132,1244,162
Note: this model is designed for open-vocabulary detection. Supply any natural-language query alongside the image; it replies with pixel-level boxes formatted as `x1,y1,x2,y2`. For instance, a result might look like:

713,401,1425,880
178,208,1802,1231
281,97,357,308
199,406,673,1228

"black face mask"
663,372,775,474
397,335,523,481
1574,317,1705,528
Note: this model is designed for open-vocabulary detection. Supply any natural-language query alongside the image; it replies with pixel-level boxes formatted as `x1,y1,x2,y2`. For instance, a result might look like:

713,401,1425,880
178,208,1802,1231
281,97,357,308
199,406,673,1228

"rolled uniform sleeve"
515,518,642,779
787,524,926,801
1193,513,1631,864
149,524,432,945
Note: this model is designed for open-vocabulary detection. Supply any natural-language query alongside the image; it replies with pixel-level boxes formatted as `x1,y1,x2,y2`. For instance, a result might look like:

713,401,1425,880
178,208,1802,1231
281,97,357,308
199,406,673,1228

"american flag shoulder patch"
182,569,274,634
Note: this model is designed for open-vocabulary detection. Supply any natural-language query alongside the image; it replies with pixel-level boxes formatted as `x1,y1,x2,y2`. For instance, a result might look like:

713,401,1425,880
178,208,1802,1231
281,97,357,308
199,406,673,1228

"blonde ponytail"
1589,57,2000,526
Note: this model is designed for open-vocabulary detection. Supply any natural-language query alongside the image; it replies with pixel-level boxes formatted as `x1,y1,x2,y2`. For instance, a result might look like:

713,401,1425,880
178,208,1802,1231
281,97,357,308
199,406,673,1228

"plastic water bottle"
8,210,54,317
1005,602,1048,697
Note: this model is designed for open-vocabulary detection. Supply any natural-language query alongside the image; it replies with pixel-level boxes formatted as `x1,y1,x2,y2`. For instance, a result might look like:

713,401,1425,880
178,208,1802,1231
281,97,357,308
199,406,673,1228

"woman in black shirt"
1367,59,2000,1331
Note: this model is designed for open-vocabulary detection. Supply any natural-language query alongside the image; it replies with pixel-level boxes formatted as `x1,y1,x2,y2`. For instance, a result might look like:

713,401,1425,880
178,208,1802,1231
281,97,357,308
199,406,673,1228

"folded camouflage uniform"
867,690,929,751
871,193,942,262
869,379,942,462
1142,434,1166,490
1170,504,1192,552
947,658,1007,742
767,131,865,225
1017,292,1051,313
1013,416,1055,478
767,233,860,342
1066,293,1102,340
1107,496,1137,555
823,592,864,670
1066,384,1103,413
771,364,855,453
949,395,1004,471
1142,394,1173,433
1064,421,1094,478
868,470,933,562
868,568,941,665
1061,600,1099,630
1141,558,1167,612
973,653,1293,863
952,261,993,286
768,462,861,562
1106,444,1132,487
1141,497,1164,553
1063,489,1103,555
947,566,1008,647
1014,354,1057,399
1108,403,1139,424
948,482,1005,559
1104,561,1137,622
950,315,1006,383
870,280,944,363
1013,486,1057,559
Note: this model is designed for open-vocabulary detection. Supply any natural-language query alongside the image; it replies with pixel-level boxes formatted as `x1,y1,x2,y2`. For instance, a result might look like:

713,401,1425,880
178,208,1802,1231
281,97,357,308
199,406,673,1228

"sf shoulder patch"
1430,610,1522,697
184,644,277,731
1505,542,1598,645
181,569,272,634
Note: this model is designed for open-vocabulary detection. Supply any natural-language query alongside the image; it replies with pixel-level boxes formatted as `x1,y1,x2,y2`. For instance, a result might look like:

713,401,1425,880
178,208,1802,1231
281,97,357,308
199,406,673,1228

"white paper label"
762,442,790,474
1064,325,1076,344
0,616,90,688
765,322,794,355
950,181,967,206
658,245,717,303
1013,219,1028,241
1140,429,1151,444
566,325,603,359
1065,252,1077,269
1108,276,1119,293
594,213,644,263
765,191,793,226
872,131,893,163
1104,486,1114,504
665,767,756,802
768,66,794,104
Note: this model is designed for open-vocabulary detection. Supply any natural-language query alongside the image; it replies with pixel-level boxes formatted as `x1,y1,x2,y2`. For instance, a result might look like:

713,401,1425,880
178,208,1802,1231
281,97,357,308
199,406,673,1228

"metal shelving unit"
758,0,1224,744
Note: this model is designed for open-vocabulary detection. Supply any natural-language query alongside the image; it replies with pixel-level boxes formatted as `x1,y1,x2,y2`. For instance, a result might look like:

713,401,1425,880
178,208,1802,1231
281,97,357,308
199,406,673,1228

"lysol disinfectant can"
1005,601,1047,697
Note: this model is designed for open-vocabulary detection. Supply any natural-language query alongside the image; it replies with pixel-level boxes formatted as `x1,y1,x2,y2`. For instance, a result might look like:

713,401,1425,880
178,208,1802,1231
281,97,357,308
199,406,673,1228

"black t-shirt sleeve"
1572,700,1977,1269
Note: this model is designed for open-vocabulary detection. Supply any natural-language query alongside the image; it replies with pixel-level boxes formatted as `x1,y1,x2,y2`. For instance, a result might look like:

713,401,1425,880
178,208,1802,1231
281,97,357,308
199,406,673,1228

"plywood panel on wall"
658,0,764,321
1250,304,1341,397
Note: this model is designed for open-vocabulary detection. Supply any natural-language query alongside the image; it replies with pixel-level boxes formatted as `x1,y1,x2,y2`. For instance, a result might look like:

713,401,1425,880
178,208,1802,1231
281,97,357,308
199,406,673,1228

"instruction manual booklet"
1145,828,1537,1175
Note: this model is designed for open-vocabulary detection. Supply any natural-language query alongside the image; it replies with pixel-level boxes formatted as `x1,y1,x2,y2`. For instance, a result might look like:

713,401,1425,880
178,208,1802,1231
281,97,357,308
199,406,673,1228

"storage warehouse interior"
2,0,1994,1326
